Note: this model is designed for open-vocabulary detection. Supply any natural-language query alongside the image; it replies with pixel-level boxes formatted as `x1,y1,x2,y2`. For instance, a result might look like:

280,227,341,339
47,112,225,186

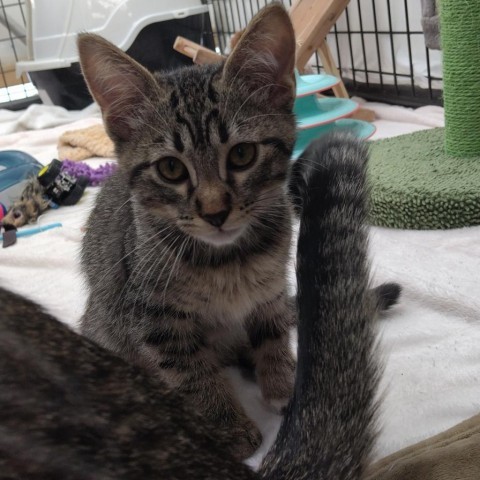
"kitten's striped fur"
79,4,298,458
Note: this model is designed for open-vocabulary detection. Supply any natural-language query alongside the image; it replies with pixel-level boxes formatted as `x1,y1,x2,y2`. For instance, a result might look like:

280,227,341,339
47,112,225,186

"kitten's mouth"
196,225,245,247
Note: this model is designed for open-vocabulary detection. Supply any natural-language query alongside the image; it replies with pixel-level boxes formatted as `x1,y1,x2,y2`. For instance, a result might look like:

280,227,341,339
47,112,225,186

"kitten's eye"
227,143,257,170
156,157,189,183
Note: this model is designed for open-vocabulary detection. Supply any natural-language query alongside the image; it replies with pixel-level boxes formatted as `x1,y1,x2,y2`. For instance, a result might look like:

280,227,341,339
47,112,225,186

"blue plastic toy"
293,71,375,159
0,222,62,242
0,150,43,209
295,72,340,97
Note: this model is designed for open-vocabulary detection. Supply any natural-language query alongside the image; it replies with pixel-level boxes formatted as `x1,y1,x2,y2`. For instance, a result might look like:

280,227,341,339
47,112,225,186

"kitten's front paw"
230,416,263,460
263,397,290,415
258,355,295,412
213,403,262,460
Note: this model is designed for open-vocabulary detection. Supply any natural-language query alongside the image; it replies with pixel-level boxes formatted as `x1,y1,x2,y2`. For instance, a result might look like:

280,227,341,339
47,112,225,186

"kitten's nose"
201,209,230,228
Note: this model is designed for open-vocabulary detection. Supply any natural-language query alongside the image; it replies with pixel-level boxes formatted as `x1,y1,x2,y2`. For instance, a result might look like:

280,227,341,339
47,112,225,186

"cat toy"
2,159,87,230
1,177,50,229
292,71,375,158
1,157,116,247
2,158,117,230
60,160,117,187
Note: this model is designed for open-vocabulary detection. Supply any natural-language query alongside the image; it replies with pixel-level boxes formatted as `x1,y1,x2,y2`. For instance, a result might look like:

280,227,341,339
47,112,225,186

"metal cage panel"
0,0,38,109
207,0,443,107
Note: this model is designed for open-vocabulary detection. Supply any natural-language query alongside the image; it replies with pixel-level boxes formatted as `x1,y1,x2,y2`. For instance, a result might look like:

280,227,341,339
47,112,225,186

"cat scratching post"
368,0,480,229
441,0,480,157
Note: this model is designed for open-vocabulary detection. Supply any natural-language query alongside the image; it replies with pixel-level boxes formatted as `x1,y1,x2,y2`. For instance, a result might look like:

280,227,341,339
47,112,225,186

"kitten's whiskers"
161,236,191,310
91,226,172,290
132,230,180,317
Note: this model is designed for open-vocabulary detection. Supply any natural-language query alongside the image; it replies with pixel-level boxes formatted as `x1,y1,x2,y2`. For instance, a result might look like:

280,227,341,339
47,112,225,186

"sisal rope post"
440,0,480,157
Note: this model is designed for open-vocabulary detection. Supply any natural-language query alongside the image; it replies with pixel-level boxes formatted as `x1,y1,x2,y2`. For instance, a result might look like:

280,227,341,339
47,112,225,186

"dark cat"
0,132,379,479
77,3,398,460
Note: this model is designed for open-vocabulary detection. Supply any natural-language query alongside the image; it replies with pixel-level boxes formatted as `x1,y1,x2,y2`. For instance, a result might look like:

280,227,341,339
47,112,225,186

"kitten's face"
120,66,296,247
78,4,296,247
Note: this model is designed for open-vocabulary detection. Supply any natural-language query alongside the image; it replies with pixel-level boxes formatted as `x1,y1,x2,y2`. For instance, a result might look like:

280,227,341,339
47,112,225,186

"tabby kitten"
79,5,298,458
78,3,398,460
0,132,379,479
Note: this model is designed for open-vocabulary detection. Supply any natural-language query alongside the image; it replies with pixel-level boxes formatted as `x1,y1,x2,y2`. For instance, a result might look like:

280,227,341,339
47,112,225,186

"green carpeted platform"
369,127,480,230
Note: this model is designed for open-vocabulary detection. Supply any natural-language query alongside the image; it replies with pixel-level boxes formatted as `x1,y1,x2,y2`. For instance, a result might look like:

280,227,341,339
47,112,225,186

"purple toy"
0,202,6,222
61,160,117,187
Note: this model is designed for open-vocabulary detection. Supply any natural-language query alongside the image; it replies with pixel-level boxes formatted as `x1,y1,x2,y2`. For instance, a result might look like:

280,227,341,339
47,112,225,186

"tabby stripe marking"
207,70,219,103
159,357,199,372
261,137,291,156
176,83,206,146
247,319,284,349
129,162,151,187
204,109,219,145
176,112,196,146
218,118,229,144
173,131,184,153
31,198,41,214
170,91,179,109
139,302,189,320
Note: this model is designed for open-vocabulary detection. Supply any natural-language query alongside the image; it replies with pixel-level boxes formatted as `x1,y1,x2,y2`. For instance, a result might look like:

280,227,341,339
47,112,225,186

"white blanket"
0,102,478,466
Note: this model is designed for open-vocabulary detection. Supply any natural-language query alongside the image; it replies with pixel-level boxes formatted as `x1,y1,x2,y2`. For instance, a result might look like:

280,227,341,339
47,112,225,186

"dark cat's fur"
0,132,379,479
77,4,398,459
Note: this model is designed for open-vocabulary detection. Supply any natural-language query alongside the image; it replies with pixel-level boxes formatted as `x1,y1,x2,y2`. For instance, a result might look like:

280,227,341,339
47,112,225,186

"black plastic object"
38,160,88,206
28,13,215,110
2,224,17,248
37,158,62,186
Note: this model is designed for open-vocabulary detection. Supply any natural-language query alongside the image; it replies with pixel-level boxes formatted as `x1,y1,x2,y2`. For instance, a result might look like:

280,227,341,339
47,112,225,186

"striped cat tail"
261,133,380,480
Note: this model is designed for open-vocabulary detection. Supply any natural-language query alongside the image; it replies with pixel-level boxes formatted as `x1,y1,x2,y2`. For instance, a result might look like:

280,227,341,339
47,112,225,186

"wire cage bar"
207,0,443,107
0,0,39,110
0,0,443,110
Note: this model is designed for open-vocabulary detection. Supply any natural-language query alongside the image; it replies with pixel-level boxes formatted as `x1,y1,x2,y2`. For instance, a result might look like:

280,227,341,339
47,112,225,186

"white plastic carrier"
16,0,208,76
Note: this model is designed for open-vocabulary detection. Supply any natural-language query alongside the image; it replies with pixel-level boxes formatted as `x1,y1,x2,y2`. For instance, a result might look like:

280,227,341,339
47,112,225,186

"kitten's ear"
223,4,296,108
77,33,159,141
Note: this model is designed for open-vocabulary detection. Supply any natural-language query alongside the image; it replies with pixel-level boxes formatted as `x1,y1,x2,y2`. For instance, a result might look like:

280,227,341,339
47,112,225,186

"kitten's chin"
195,226,245,248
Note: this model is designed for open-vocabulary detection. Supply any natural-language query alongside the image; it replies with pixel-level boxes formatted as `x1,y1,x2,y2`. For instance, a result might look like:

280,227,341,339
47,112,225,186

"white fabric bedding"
0,101,479,466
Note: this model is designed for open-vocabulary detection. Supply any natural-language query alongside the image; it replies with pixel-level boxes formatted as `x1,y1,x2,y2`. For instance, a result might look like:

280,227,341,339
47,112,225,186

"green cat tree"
442,0,480,157
369,0,480,230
